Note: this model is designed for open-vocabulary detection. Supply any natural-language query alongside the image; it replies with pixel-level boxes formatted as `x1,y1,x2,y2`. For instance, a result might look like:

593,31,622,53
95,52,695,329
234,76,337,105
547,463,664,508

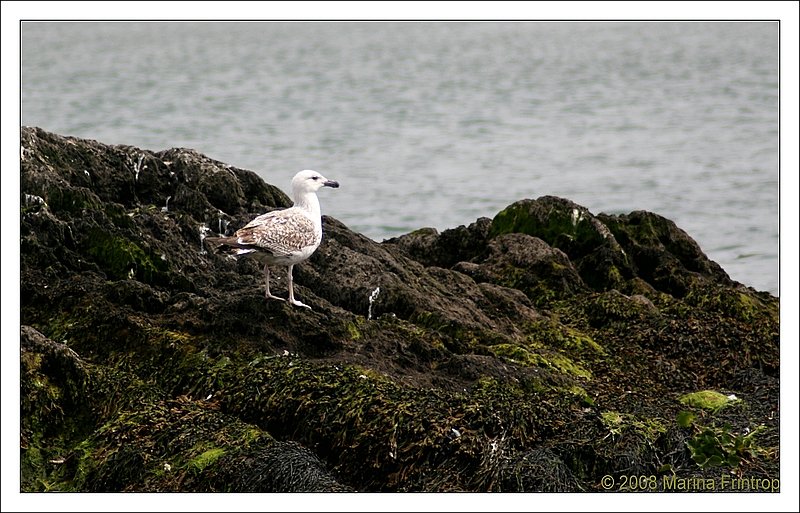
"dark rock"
385,217,492,268
454,233,587,307
19,127,779,492
598,210,733,297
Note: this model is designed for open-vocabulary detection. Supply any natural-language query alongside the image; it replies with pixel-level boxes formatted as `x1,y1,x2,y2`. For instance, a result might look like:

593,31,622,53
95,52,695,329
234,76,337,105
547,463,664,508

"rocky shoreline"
20,127,779,492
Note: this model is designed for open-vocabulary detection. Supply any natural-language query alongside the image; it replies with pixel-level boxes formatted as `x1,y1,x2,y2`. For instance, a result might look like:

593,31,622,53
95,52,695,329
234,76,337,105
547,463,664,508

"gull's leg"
286,264,311,309
264,263,285,302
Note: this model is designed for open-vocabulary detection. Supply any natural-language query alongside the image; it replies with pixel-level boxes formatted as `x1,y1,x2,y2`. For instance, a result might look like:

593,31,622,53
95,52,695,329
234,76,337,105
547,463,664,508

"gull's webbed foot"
289,299,312,309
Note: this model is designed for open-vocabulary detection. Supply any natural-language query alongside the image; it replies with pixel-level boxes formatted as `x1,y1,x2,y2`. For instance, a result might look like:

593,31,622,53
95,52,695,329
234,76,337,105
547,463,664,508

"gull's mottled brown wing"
235,208,317,257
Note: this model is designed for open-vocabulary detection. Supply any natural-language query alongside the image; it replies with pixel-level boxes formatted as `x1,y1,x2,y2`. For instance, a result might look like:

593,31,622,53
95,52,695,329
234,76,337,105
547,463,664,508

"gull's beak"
324,180,340,188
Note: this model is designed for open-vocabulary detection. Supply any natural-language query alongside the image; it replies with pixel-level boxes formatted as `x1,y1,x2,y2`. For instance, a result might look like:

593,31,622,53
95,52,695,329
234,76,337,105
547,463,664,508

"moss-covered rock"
19,127,780,492
69,398,350,492
489,197,633,292
679,390,739,412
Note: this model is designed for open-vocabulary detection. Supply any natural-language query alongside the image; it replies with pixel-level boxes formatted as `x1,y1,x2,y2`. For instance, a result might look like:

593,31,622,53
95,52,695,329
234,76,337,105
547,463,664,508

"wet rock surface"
20,127,779,492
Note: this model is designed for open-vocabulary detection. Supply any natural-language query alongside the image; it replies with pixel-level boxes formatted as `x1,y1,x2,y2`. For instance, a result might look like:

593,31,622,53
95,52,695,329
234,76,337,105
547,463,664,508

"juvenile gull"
205,170,339,309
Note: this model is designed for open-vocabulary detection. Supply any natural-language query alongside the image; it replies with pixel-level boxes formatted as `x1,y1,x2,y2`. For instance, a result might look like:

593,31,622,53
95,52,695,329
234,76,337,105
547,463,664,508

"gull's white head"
291,169,340,195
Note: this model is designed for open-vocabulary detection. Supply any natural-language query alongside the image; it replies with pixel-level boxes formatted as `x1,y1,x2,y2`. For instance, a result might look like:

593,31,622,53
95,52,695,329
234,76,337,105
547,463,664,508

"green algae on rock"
679,390,740,412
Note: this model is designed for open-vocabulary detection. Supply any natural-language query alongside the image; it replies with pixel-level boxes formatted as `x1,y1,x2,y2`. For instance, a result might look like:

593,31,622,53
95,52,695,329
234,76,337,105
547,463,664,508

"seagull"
205,170,339,309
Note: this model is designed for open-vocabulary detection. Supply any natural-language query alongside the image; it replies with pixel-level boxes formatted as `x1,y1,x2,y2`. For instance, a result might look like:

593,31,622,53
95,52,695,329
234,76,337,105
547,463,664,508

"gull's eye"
311,176,320,181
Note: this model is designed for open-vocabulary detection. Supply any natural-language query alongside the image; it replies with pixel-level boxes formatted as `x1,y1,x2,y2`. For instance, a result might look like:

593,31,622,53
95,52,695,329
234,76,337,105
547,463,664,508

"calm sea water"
21,22,779,295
